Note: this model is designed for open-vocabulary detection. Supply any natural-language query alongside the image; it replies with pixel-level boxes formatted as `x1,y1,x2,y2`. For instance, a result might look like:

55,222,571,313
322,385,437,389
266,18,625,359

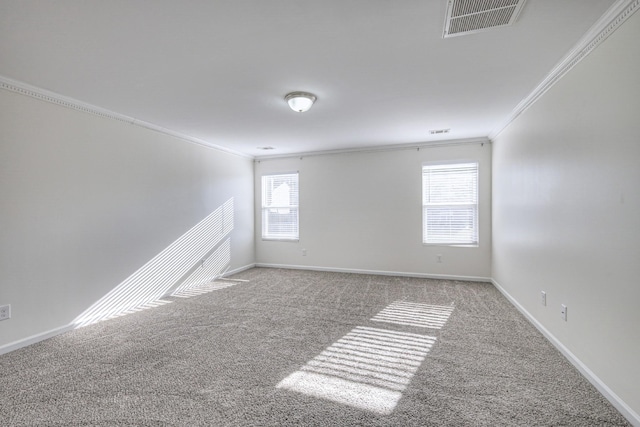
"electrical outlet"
0,304,10,321
302,248,307,256
541,291,546,306
560,304,567,321
436,254,442,263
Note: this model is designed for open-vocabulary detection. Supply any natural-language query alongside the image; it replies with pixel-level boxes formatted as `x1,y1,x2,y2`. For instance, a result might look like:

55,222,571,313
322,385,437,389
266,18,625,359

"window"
422,162,478,246
262,173,299,240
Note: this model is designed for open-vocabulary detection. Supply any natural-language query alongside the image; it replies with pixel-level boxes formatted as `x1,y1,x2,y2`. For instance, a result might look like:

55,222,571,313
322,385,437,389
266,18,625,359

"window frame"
261,172,300,242
422,161,479,247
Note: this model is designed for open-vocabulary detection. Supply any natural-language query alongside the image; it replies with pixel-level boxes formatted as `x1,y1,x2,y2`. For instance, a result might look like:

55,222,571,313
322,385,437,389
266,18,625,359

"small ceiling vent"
429,128,450,135
443,0,527,38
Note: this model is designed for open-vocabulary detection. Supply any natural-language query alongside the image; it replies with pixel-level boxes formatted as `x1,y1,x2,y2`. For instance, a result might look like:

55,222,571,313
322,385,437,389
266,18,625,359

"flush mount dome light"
285,91,317,112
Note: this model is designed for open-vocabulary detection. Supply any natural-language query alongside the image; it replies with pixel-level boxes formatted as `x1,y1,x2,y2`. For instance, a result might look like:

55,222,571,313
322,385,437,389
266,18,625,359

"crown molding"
254,137,490,161
489,0,640,140
0,75,253,159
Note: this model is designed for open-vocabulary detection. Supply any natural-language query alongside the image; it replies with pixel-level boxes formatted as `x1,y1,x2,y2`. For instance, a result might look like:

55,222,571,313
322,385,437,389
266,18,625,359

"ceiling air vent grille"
443,0,527,38
429,128,450,135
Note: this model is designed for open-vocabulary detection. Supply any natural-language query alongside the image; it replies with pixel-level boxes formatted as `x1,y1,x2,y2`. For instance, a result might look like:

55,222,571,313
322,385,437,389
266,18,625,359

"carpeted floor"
0,268,630,426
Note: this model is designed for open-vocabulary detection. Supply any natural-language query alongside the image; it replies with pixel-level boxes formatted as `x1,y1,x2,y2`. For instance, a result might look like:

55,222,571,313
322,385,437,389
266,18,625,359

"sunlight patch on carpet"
277,326,436,415
371,301,454,329
93,299,173,322
171,281,237,298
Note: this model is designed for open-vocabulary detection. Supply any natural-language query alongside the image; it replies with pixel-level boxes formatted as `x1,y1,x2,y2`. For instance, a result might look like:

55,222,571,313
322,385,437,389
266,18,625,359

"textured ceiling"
0,0,616,157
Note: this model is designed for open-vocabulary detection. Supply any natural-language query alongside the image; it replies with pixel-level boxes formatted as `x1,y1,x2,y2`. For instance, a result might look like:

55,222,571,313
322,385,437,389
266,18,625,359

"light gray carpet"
0,268,629,426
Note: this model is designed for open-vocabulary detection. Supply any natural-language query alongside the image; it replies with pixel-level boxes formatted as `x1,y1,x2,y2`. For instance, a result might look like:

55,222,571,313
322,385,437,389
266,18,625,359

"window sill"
422,243,479,248
262,238,299,242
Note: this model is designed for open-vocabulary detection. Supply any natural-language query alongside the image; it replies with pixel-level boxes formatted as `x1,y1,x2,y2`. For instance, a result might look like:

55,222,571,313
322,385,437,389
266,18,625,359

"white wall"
492,10,640,421
255,142,491,280
0,88,255,349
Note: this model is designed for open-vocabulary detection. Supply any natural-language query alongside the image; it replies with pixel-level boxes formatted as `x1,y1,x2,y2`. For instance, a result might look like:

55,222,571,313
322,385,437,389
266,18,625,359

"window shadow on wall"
73,198,234,327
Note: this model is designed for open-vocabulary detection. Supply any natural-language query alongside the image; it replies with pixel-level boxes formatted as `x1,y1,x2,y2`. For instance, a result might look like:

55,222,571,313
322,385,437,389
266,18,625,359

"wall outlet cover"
0,304,11,321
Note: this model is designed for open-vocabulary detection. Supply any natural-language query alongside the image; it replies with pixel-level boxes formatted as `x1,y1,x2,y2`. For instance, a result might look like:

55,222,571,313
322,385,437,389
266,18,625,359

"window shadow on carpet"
277,301,454,415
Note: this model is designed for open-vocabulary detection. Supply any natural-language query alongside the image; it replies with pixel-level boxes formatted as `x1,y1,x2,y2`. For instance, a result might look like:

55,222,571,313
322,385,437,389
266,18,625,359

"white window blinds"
422,162,478,246
262,173,299,240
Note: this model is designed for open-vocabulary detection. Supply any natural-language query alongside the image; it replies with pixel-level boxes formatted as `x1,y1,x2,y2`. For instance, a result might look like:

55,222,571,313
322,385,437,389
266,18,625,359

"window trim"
261,171,300,242
422,161,479,247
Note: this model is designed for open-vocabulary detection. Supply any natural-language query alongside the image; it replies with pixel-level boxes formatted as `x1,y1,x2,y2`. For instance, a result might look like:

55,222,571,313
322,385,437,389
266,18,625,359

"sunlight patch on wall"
371,301,454,329
73,198,234,327
169,239,231,297
277,326,436,415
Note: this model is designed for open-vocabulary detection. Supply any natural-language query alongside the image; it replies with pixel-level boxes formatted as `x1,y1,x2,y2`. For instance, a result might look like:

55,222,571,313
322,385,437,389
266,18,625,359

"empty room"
1,1,638,426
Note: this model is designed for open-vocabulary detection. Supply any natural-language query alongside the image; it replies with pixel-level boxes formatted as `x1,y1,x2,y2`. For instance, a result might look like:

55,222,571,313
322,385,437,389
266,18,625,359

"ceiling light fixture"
285,91,317,113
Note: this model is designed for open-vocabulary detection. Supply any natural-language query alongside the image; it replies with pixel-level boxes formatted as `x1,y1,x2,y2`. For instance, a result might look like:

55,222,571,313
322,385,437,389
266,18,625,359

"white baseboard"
3,266,635,425
255,263,491,283
0,323,75,356
0,263,257,356
222,263,256,277
491,278,640,427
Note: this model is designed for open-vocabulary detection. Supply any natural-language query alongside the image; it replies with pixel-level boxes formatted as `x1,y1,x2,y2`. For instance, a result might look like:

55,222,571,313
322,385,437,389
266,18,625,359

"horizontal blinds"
422,163,478,245
262,173,299,239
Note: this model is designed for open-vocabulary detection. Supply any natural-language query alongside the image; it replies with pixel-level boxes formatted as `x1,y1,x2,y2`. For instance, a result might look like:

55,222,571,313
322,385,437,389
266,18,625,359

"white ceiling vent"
429,128,450,135
443,0,527,38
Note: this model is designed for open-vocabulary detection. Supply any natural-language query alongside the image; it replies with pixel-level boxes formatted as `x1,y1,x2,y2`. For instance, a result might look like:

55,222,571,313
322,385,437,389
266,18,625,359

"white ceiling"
0,0,616,157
